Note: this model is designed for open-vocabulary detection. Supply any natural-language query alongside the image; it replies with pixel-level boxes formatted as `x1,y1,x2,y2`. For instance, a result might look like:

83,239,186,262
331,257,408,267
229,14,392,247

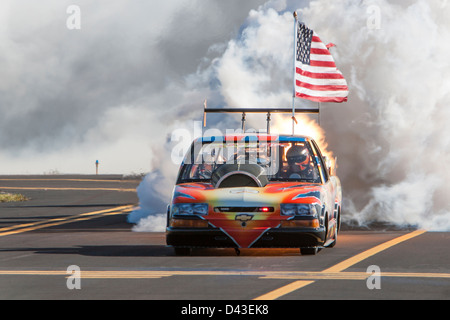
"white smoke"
128,0,450,232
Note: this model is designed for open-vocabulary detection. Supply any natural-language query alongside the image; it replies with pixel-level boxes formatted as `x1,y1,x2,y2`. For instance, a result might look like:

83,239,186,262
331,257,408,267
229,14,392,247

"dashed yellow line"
0,179,139,183
0,205,136,237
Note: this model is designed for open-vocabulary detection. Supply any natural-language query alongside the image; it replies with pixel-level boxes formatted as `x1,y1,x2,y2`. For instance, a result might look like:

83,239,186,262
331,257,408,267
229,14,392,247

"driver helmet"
286,145,310,171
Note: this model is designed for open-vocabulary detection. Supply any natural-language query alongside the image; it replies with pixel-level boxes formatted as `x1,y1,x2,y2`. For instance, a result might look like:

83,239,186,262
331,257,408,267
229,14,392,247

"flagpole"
318,102,321,126
292,11,298,136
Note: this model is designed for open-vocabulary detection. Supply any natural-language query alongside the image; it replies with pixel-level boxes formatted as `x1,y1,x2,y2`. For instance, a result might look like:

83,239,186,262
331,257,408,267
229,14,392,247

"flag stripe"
296,92,348,103
296,74,347,86
310,54,335,62
309,60,336,68
296,80,349,92
296,68,345,80
311,42,327,49
296,86,349,97
296,63,340,74
310,48,331,55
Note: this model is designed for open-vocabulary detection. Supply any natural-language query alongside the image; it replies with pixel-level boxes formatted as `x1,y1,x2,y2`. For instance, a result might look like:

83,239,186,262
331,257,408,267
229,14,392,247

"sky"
2,0,450,230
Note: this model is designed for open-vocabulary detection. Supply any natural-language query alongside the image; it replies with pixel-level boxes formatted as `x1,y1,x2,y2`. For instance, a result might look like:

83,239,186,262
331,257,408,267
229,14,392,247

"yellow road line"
0,205,132,233
0,270,448,280
253,229,427,300
0,187,136,192
0,205,134,232
259,272,369,280
0,205,135,237
323,229,427,273
0,179,139,183
253,281,314,300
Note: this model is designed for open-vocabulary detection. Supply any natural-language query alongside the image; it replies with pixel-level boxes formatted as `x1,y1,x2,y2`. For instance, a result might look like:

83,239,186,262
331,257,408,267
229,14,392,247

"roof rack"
203,101,319,134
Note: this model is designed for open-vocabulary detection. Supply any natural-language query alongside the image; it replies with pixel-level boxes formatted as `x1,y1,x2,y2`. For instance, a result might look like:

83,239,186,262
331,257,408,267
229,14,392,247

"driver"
282,145,318,180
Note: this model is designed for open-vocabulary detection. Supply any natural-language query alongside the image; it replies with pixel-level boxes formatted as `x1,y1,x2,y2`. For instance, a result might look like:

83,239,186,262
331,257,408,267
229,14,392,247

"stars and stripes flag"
295,22,349,103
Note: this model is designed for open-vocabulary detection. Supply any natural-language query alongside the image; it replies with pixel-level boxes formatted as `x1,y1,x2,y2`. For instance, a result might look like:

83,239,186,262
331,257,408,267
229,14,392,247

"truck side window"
309,140,329,183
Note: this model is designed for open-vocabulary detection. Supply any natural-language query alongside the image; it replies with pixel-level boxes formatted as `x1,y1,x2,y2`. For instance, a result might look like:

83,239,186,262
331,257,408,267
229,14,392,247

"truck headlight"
172,203,208,216
280,203,320,217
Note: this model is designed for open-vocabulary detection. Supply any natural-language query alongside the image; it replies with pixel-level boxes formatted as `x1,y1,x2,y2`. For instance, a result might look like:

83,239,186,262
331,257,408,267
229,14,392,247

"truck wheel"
174,247,191,256
300,247,318,255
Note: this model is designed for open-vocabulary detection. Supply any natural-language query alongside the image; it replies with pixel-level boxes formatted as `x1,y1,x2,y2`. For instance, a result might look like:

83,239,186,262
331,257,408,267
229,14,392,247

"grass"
0,192,29,203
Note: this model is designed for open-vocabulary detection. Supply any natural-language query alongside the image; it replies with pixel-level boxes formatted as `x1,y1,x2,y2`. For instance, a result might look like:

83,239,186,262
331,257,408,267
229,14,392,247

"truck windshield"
177,139,321,184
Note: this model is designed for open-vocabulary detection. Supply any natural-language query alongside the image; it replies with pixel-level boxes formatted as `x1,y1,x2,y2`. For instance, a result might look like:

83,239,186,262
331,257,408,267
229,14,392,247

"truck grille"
214,207,274,213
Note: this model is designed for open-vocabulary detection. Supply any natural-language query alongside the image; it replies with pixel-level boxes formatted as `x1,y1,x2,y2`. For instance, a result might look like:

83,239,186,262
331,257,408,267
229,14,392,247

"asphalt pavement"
0,175,449,304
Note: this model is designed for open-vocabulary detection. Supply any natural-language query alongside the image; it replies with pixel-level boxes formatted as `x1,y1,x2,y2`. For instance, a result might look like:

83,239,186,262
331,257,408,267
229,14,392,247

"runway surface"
0,175,449,302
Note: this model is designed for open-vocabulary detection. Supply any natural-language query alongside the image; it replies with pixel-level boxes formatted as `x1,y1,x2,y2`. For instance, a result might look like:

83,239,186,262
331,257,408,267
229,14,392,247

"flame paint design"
171,181,339,248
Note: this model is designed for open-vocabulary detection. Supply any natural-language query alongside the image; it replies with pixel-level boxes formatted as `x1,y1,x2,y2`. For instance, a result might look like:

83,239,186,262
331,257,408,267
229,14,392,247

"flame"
272,114,336,174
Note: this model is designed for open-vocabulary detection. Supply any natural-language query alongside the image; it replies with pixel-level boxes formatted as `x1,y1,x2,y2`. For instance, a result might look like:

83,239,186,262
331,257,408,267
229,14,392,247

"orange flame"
272,114,336,175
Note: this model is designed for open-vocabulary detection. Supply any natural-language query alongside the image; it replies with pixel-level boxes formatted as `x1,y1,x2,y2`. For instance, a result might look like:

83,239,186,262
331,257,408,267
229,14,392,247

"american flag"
295,22,348,103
